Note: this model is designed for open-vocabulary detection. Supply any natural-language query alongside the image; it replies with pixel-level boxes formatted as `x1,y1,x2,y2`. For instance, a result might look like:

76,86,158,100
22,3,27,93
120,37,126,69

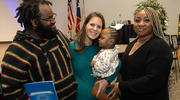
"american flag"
76,0,81,33
68,0,75,33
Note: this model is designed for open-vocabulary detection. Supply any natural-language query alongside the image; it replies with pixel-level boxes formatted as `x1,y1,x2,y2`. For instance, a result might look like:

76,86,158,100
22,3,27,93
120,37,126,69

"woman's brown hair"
73,12,105,52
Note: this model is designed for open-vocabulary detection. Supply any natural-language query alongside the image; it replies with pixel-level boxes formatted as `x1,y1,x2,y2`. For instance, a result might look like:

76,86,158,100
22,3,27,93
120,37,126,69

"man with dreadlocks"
108,7,173,100
1,0,77,100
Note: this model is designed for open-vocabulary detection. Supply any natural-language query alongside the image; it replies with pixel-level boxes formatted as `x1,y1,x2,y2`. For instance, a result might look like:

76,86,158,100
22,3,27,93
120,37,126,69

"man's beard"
35,21,57,39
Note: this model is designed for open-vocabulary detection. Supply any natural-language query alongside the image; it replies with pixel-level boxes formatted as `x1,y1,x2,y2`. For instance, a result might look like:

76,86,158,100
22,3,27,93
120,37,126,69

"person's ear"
31,19,38,27
109,39,115,45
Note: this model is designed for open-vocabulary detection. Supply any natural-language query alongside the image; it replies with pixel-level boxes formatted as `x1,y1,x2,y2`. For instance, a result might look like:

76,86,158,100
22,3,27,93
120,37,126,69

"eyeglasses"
39,13,57,23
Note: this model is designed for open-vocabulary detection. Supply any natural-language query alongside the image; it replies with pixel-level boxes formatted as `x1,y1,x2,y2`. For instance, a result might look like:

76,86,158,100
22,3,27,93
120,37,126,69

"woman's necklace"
129,39,148,55
85,42,92,46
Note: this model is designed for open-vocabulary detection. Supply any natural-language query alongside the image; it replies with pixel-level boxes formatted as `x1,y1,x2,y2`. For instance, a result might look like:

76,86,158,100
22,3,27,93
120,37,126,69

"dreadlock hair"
15,0,52,30
73,12,105,53
106,27,121,45
134,7,165,41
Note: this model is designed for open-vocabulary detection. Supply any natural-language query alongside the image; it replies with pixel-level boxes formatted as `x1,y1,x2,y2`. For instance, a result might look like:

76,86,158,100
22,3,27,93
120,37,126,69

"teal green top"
70,42,121,100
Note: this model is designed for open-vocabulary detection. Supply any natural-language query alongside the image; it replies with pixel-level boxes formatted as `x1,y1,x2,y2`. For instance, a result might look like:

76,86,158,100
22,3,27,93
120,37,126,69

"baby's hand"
90,61,96,68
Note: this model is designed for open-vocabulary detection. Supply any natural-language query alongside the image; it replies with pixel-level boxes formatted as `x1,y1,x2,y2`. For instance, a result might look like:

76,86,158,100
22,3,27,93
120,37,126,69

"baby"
91,27,121,100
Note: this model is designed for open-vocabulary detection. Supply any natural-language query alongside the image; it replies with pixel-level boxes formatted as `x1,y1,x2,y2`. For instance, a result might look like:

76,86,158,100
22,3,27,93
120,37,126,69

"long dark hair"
15,0,52,30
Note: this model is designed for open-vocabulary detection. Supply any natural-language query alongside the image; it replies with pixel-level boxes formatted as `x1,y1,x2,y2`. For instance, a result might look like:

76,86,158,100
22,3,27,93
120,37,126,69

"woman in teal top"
70,12,121,100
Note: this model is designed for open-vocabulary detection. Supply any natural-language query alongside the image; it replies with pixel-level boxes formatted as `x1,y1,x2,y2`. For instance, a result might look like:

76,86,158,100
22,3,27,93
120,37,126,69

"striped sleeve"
1,43,31,100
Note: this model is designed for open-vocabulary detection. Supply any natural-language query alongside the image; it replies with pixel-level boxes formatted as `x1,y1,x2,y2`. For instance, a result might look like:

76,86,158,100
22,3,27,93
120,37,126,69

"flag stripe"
68,0,75,33
76,0,81,33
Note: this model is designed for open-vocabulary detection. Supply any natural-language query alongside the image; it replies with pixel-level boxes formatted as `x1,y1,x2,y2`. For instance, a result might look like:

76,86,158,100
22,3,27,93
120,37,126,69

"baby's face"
98,29,111,49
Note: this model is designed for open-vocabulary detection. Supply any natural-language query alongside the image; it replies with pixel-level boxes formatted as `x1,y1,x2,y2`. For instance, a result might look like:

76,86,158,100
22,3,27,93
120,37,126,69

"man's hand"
107,82,120,100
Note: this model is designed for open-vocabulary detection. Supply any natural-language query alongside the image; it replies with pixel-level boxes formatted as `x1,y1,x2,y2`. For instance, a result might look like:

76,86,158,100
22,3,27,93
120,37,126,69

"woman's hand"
107,82,120,100
95,79,109,97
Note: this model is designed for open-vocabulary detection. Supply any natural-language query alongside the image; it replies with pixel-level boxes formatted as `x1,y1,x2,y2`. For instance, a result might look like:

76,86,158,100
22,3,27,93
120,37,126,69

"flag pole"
70,31,72,39
83,0,86,18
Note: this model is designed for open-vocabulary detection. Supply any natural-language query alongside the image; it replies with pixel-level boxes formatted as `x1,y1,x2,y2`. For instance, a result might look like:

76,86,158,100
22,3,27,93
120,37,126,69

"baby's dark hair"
106,27,120,44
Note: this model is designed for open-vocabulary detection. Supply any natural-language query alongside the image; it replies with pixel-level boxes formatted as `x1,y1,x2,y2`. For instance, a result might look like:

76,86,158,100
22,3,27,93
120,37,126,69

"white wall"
84,0,180,36
0,0,23,42
0,0,180,41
